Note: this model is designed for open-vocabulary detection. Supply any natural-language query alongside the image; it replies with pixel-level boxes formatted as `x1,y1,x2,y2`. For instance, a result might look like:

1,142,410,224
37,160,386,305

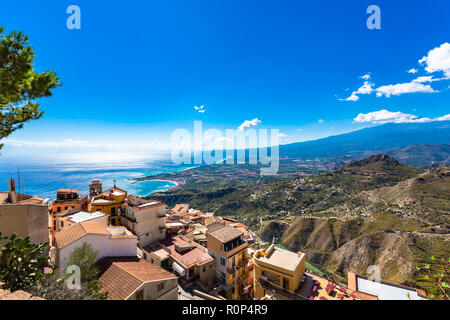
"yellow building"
206,225,249,300
253,245,306,300
89,181,127,226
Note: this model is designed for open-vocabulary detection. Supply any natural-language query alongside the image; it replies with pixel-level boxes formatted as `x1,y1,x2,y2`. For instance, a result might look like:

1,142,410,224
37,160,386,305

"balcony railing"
226,260,248,274
121,214,136,223
223,239,246,253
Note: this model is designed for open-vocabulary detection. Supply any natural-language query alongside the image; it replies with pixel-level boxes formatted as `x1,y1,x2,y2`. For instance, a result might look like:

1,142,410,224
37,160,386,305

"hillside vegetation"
151,154,449,293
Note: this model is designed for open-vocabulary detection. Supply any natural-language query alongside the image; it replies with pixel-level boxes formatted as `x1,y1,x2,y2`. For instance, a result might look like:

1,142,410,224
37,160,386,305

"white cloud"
419,42,450,78
318,119,325,124
194,105,206,113
238,118,262,131
375,82,436,98
340,43,450,102
278,133,288,138
340,81,374,101
353,109,450,124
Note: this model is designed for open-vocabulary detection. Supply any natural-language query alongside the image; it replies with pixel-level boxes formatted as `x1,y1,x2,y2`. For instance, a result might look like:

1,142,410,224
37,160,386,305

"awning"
172,261,186,276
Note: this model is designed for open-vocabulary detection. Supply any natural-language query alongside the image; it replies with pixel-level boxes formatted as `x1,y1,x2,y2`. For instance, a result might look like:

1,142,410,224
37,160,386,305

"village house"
50,188,88,235
89,180,127,226
120,196,167,248
253,245,306,300
97,257,178,300
0,179,49,244
52,209,108,235
207,224,249,300
147,235,215,290
53,221,137,271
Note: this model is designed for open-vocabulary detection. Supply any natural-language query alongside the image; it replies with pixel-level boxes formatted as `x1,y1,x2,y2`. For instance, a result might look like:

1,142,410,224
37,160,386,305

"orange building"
50,189,88,235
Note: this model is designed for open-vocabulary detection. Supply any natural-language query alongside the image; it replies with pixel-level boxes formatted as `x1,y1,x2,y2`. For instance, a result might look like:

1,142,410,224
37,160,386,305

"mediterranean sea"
0,156,197,200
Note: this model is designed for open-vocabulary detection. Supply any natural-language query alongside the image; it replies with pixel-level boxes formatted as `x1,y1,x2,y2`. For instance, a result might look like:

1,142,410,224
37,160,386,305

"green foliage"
416,256,449,300
0,232,51,291
0,26,60,150
58,243,108,300
27,272,107,300
64,243,100,284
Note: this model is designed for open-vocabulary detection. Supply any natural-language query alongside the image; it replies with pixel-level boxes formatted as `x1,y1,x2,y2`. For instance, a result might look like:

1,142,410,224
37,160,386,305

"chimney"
8,178,17,204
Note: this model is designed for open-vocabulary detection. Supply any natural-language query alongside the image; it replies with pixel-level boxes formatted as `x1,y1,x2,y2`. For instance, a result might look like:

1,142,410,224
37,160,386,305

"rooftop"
97,257,176,300
57,189,79,194
208,225,243,243
0,192,48,205
125,195,165,210
66,211,106,223
54,222,135,248
255,245,304,271
160,235,213,267
349,272,427,300
172,204,189,214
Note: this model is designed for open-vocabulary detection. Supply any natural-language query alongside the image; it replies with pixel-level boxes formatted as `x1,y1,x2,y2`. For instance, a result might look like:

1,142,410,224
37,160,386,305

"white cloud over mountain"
354,109,450,124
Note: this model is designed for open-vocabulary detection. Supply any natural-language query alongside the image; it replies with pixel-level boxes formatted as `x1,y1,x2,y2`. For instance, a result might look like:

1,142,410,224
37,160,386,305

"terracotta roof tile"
160,235,213,267
208,225,243,243
54,222,110,248
97,257,176,300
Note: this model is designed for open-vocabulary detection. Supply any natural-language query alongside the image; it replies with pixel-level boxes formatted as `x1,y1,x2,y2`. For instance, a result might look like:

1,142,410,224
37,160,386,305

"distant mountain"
280,121,450,159
385,144,450,168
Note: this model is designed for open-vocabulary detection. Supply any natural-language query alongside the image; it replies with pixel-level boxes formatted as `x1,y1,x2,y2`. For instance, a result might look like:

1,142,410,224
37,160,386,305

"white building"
54,221,137,271
120,196,167,247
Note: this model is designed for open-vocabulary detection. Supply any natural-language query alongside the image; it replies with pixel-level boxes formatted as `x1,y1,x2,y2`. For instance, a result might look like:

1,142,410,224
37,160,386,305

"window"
220,258,226,266
57,207,61,213
136,290,144,300
157,283,164,292
64,206,68,210
283,277,290,290
143,253,147,260
61,221,64,227
203,266,206,273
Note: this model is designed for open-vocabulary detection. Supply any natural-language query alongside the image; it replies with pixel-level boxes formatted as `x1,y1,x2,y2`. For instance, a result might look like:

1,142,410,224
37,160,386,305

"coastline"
127,178,182,194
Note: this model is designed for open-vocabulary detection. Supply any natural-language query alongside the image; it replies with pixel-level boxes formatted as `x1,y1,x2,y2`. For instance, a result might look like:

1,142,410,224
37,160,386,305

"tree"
0,26,60,150
64,243,100,284
27,272,107,300
416,256,449,300
0,232,51,291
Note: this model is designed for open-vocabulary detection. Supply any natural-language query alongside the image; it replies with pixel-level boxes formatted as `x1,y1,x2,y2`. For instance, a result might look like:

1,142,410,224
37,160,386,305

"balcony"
258,278,302,300
223,238,246,253
226,259,248,274
121,214,136,223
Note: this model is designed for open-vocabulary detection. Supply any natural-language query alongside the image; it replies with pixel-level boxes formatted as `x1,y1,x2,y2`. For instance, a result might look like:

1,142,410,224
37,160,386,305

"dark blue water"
0,156,197,200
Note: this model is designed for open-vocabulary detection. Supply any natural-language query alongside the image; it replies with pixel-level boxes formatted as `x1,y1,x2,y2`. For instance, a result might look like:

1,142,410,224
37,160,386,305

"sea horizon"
0,155,198,200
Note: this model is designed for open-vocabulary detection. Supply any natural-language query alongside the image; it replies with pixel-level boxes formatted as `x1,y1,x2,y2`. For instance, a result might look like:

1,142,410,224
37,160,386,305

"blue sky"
1,0,449,160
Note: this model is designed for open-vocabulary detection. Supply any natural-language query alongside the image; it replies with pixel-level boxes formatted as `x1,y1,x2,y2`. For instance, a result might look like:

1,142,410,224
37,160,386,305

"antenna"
17,168,21,202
